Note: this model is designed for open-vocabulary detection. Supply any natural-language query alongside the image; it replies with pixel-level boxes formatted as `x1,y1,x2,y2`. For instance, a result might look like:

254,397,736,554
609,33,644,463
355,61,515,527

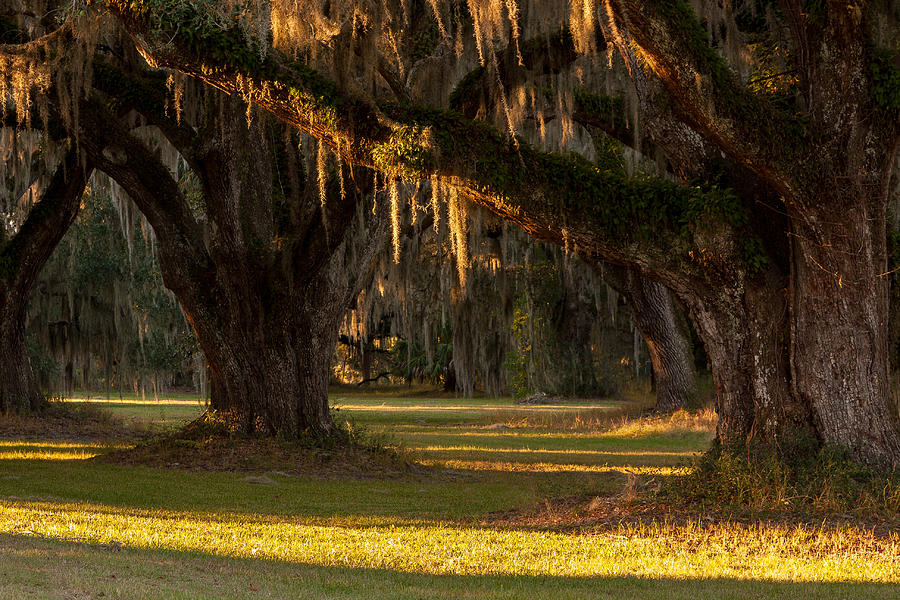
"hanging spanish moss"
3,0,705,406
389,177,401,263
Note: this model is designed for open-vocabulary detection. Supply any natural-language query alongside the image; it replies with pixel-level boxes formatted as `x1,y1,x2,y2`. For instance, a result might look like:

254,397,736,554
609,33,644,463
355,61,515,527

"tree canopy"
2,0,900,464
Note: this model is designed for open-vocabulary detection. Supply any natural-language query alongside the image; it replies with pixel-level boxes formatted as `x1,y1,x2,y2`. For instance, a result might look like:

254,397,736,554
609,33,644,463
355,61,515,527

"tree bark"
788,187,900,464
680,272,809,445
599,264,699,412
204,265,348,437
0,302,42,413
0,150,89,413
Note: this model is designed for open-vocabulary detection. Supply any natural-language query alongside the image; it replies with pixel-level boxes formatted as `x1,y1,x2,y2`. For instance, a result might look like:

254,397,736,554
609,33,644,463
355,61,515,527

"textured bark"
0,305,41,413
204,263,349,436
683,273,810,445
600,264,698,412
788,187,900,464
0,150,89,413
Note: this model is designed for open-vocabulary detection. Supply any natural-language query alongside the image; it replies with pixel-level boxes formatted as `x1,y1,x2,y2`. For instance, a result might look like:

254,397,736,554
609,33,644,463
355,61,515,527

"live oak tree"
2,3,389,435
4,0,900,463
72,86,388,437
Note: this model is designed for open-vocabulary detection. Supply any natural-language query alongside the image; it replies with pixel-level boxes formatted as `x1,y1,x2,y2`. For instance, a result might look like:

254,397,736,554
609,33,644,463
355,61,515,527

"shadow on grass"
1,533,897,600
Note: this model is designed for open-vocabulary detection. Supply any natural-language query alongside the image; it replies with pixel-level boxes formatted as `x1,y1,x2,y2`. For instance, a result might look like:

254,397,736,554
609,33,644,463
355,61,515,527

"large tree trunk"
788,187,900,465
0,300,42,413
680,273,809,445
202,262,348,437
599,264,699,412
0,150,89,414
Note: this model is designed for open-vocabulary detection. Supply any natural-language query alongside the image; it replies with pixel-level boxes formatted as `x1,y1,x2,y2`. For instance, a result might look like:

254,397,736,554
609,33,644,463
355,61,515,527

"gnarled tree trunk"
788,184,900,464
200,256,355,437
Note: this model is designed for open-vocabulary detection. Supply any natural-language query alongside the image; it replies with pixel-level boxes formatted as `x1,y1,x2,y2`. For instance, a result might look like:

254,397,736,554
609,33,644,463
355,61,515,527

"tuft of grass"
484,402,717,437
662,436,900,515
600,408,718,439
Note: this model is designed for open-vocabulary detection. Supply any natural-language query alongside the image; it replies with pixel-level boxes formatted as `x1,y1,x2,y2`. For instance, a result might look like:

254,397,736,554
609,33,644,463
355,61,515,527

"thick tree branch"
1,148,89,293
91,61,205,170
96,0,754,300
600,0,800,195
71,96,221,318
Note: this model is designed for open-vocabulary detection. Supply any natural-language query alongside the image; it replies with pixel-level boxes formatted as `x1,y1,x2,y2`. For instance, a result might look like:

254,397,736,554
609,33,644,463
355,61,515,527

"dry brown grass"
486,403,718,435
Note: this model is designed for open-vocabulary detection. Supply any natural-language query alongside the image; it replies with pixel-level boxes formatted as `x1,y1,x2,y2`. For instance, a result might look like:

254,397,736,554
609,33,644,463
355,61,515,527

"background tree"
28,188,197,400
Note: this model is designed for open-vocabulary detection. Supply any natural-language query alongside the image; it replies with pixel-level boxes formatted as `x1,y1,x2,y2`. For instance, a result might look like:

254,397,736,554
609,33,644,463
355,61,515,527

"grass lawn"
1,392,898,599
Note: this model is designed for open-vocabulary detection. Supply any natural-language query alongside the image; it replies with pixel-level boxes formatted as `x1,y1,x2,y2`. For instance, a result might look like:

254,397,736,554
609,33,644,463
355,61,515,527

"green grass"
63,395,207,430
4,535,897,600
1,393,898,599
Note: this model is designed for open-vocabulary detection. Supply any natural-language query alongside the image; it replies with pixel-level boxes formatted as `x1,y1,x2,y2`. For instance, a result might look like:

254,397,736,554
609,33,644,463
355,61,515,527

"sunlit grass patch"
410,446,699,468
0,441,130,461
411,446,695,457
66,397,204,406
62,399,206,430
599,408,718,438
3,535,899,600
0,500,897,583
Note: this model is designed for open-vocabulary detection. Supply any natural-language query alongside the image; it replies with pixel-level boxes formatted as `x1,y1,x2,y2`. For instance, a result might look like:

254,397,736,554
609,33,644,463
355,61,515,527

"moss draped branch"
600,0,805,196
94,0,763,292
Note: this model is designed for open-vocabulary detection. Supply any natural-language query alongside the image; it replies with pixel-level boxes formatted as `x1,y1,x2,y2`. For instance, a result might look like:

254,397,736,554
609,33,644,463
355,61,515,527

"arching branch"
95,0,753,301
70,96,221,318
599,0,798,195
1,147,89,294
